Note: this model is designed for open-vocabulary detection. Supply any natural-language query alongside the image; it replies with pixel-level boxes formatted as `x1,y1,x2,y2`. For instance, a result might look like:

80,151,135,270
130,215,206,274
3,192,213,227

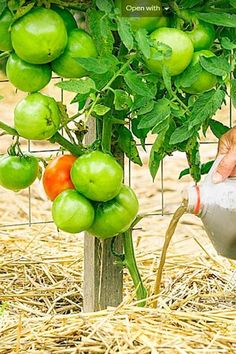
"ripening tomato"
0,9,13,51
52,189,95,233
181,50,218,94
89,185,139,239
51,5,77,33
11,7,68,64
6,53,52,92
51,28,98,78
70,151,123,202
0,154,39,191
185,20,215,51
14,92,61,140
43,155,77,201
146,27,194,76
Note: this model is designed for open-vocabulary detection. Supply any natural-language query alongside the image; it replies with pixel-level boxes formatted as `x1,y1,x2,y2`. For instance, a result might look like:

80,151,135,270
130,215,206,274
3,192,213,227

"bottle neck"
183,185,203,216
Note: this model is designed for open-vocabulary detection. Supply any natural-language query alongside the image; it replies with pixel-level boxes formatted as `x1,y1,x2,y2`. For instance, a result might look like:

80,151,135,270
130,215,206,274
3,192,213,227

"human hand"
212,127,236,183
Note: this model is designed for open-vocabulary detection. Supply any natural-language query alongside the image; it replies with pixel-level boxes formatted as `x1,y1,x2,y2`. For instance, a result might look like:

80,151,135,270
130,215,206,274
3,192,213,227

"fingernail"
212,172,224,184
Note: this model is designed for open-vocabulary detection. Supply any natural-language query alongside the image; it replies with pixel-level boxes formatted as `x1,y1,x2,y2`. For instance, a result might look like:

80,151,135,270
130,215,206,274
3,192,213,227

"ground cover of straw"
1,79,236,353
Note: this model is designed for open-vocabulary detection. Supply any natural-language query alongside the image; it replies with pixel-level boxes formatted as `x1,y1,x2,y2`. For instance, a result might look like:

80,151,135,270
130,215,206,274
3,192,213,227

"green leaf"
149,120,172,180
179,0,202,9
152,117,171,134
76,55,118,74
93,104,110,116
209,119,230,138
118,126,142,166
170,125,195,145
200,56,230,77
151,42,172,61
137,100,154,115
138,98,171,129
175,63,203,88
179,160,214,179
114,89,132,111
189,89,225,129
71,93,90,110
221,37,236,50
131,117,149,150
12,2,34,22
87,9,114,54
197,12,236,28
117,17,133,51
96,0,112,13
186,137,201,182
230,79,236,109
124,70,154,98
56,78,96,94
0,0,6,15
135,28,151,59
230,0,236,8
132,95,150,110
162,66,172,95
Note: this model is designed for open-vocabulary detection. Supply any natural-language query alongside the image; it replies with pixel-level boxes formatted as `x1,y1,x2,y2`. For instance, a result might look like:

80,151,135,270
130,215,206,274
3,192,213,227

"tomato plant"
0,154,39,191
0,0,236,306
43,155,77,201
52,189,95,233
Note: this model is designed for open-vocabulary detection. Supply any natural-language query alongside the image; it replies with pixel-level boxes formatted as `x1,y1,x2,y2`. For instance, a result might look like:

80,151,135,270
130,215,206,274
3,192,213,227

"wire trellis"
0,71,233,229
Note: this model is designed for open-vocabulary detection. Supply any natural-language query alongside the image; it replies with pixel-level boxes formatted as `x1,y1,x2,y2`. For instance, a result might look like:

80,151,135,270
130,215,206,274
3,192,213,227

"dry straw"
0,212,236,353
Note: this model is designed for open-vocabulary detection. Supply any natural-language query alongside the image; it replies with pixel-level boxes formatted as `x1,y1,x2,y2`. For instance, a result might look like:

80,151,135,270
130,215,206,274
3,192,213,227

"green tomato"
0,154,39,191
186,21,215,51
51,5,77,33
6,53,52,92
11,7,68,64
52,190,95,233
89,185,139,239
0,9,13,51
115,0,163,33
71,151,123,202
146,27,194,76
181,50,218,94
51,28,98,78
14,92,61,140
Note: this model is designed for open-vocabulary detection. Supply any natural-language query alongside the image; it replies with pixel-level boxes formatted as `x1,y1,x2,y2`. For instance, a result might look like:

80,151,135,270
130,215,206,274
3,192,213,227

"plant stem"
0,51,11,60
102,117,113,153
0,120,84,157
101,56,134,93
0,121,18,136
123,229,147,306
49,132,84,156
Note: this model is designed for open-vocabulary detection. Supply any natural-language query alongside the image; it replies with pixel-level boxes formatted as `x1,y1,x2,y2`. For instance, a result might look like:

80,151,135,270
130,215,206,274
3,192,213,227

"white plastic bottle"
184,155,236,260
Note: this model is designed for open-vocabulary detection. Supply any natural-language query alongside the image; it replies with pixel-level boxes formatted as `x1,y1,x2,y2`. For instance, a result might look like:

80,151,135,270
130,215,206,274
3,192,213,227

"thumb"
212,151,236,183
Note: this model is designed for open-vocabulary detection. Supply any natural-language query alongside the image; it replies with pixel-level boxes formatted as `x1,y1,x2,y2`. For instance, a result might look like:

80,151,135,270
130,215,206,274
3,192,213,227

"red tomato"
43,155,77,200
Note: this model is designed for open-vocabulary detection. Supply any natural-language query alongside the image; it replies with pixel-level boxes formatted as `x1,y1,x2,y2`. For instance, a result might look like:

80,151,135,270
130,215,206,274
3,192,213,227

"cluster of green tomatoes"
0,5,138,239
0,5,98,141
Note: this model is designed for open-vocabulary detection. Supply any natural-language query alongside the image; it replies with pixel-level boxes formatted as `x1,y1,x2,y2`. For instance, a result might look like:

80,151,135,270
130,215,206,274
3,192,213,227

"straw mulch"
0,221,236,354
